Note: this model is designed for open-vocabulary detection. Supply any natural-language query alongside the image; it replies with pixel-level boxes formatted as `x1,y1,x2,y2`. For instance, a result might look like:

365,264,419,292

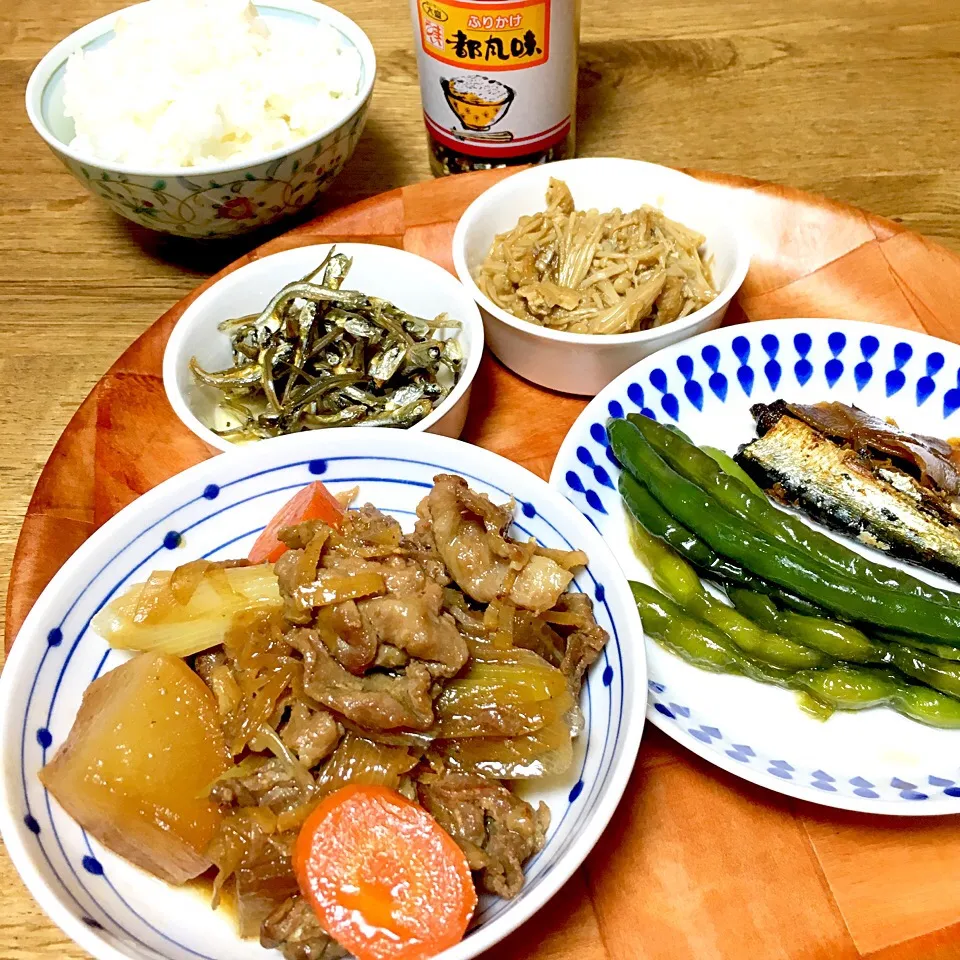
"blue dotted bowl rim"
0,428,647,960
550,317,960,817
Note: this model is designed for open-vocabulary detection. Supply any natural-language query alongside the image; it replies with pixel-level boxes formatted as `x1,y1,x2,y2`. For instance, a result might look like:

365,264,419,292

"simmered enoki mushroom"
477,178,717,335
78,474,609,960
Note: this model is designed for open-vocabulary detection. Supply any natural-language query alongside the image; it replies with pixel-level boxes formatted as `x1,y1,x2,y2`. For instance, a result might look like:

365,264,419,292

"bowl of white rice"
25,0,376,238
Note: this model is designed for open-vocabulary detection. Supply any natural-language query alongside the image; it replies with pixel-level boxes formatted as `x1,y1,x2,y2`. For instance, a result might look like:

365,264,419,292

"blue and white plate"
552,318,960,815
0,430,645,960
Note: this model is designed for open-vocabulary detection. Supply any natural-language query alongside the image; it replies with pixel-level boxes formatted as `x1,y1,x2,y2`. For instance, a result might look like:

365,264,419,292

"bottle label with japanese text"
410,0,577,159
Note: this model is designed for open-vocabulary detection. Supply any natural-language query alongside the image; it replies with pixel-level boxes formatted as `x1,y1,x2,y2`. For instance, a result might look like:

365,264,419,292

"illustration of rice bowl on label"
441,74,515,139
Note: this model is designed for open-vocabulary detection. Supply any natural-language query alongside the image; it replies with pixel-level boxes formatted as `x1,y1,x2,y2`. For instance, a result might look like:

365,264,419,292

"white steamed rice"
62,0,363,168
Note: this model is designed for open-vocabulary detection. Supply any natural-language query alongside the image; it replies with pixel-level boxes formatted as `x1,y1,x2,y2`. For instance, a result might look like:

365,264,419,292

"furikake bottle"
410,0,580,175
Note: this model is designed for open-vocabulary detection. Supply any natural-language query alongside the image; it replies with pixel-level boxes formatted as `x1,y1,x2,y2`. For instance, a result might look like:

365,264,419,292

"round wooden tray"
9,169,960,960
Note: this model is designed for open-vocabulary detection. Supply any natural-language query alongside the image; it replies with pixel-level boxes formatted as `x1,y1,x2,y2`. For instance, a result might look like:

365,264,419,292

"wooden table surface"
3,0,960,956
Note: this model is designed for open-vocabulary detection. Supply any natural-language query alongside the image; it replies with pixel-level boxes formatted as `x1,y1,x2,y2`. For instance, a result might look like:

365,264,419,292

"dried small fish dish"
191,247,464,441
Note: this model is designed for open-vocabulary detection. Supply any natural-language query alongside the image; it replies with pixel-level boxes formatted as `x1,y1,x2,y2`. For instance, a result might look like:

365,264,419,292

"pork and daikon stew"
40,474,609,960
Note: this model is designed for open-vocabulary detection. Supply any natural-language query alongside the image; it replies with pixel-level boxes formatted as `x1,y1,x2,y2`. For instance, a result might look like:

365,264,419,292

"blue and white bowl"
552,318,960,815
0,430,645,960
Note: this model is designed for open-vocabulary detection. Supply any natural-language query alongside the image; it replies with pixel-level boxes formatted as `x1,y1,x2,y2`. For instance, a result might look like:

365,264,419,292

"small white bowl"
452,158,752,396
25,0,375,238
163,243,485,447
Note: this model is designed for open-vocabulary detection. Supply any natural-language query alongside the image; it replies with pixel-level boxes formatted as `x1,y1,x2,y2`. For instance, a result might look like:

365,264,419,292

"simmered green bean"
608,417,960,641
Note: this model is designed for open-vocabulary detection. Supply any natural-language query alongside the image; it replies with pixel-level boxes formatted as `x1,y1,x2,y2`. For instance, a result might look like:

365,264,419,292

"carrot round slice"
248,480,344,564
294,785,477,960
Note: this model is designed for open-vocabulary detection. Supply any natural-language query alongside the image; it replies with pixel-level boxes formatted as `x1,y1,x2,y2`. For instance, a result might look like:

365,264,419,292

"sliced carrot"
294,785,477,960
248,480,344,564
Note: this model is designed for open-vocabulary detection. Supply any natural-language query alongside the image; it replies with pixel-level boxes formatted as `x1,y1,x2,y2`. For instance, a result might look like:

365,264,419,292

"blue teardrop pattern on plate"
709,372,728,401
886,369,906,397
944,384,960,418
761,334,779,359
825,358,844,388
811,770,837,792
917,376,936,406
626,382,645,410
886,342,909,393
684,379,704,411
732,336,753,396
854,361,873,391
564,469,607,515
893,341,913,369
608,399,624,419
702,345,721,371
590,422,608,447
891,777,929,801
849,776,879,799
764,360,782,391
828,331,847,357
726,744,755,764
649,368,679,420
768,760,795,780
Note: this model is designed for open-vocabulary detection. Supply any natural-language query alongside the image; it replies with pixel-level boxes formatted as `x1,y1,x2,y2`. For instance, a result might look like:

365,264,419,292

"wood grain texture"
8,165,960,960
3,0,960,955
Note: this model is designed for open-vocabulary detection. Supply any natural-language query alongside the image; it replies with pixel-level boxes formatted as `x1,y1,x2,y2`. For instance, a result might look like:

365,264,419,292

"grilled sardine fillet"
736,408,960,582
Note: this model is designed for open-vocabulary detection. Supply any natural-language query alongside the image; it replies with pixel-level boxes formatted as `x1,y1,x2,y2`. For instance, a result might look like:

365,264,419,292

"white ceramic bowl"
163,242,485,447
452,158,752,396
25,0,375,238
0,429,646,960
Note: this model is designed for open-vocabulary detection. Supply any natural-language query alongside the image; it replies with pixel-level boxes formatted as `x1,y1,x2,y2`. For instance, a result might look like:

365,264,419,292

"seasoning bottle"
409,0,580,175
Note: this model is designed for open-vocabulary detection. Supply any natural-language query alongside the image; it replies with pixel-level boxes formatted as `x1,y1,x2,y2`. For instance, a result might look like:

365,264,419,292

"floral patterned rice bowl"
25,0,376,238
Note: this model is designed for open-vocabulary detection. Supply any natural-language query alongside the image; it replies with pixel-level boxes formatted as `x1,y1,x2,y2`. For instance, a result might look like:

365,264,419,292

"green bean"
794,663,960,728
874,630,960,662
630,581,743,673
731,588,960,699
620,471,821,612
629,519,824,669
701,445,765,496
882,645,960,699
625,412,960,610
621,471,764,588
631,582,960,729
608,418,960,641
728,589,878,662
